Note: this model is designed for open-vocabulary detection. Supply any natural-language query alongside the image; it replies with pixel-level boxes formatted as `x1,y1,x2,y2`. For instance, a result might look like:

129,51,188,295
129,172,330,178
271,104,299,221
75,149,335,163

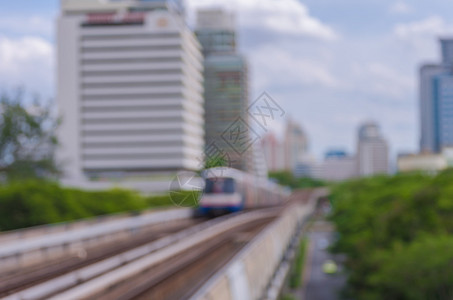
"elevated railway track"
1,188,326,300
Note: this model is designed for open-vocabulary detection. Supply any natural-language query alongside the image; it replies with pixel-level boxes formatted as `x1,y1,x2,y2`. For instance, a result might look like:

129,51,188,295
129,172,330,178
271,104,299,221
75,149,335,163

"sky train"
198,167,291,215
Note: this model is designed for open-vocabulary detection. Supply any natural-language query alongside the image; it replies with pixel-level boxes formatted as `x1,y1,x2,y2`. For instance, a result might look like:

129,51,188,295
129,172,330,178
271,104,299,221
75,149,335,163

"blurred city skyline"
2,0,453,159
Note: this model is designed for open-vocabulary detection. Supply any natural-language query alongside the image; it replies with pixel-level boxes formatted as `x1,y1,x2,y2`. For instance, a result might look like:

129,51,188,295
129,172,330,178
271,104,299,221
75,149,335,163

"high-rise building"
284,119,309,171
195,9,250,172
357,122,389,176
420,38,453,153
250,143,269,179
261,132,285,172
196,9,236,55
57,0,204,183
432,74,453,149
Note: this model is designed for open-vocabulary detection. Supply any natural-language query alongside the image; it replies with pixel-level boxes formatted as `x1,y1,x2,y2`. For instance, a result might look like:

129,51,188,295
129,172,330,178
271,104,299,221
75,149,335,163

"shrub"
0,181,194,231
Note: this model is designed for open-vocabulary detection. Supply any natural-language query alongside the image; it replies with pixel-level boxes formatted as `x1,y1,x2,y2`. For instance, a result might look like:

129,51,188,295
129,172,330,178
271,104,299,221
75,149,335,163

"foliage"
369,235,453,300
289,238,308,288
280,294,297,300
269,171,325,189
205,155,228,169
0,90,59,181
329,169,453,299
0,180,197,231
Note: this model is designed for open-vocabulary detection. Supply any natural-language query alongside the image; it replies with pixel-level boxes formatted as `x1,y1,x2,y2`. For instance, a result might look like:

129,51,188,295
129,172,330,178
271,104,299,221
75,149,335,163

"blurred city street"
300,221,346,300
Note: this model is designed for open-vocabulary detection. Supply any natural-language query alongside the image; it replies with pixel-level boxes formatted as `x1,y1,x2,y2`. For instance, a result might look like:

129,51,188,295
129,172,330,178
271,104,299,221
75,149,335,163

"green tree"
205,155,228,169
0,90,59,180
368,235,453,300
268,170,325,189
329,170,453,300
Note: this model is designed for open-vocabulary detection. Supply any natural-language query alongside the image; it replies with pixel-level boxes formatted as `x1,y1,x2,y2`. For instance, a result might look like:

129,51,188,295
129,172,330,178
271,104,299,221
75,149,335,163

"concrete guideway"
18,209,278,300
3,214,229,300
0,218,200,298
0,208,176,245
93,215,275,299
191,188,328,300
0,208,193,271
2,188,328,300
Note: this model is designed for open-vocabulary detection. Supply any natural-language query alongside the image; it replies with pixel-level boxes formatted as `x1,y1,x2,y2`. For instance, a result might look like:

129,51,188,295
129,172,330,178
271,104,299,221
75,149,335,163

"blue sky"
1,0,453,161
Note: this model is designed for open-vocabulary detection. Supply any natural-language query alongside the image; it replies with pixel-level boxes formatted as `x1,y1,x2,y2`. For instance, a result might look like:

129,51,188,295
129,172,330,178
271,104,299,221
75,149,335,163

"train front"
198,168,244,216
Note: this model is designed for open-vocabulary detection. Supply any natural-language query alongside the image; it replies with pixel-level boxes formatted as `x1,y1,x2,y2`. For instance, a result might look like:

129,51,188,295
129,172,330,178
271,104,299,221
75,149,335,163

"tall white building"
357,122,389,176
57,0,204,183
284,119,309,171
261,132,285,172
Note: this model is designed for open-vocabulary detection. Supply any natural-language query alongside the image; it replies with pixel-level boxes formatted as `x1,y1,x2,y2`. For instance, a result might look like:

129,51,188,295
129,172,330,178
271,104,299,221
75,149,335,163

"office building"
397,153,447,173
57,0,204,183
195,9,250,172
250,143,269,179
309,150,357,182
357,122,389,176
284,119,309,171
420,38,453,153
196,9,236,55
323,150,357,181
260,132,285,172
321,157,358,181
433,74,453,149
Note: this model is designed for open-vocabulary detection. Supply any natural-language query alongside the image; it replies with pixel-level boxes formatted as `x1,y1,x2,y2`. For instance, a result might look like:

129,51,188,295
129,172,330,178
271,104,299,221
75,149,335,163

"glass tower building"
433,74,453,149
195,9,250,171
420,38,453,153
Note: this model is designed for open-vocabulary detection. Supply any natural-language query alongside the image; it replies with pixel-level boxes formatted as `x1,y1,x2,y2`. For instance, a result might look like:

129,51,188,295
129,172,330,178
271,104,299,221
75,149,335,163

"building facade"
318,157,357,182
357,122,389,176
284,119,309,171
261,132,285,172
57,0,204,182
309,150,357,182
420,38,453,153
195,9,251,172
433,74,453,149
397,153,447,173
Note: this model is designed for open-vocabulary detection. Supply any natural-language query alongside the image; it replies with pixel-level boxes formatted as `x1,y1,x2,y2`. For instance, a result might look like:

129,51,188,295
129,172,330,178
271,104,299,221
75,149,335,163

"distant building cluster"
261,120,389,181
314,121,389,181
397,38,453,173
261,119,310,174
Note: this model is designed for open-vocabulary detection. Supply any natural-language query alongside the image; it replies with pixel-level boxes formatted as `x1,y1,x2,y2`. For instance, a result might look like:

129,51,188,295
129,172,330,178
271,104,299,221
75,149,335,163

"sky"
1,0,453,161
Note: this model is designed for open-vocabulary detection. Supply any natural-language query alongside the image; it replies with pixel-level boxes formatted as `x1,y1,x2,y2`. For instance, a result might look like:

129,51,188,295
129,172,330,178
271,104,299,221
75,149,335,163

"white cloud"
394,16,449,38
251,46,341,93
188,0,338,41
0,16,52,38
0,36,54,97
393,16,453,60
353,62,414,99
389,2,412,15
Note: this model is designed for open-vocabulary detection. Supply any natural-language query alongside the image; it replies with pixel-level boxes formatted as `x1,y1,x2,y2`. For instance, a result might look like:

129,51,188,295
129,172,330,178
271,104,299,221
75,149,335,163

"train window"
204,178,235,194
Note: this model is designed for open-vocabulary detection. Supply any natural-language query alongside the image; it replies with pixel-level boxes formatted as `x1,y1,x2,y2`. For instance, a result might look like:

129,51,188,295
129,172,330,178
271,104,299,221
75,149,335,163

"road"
301,221,346,300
